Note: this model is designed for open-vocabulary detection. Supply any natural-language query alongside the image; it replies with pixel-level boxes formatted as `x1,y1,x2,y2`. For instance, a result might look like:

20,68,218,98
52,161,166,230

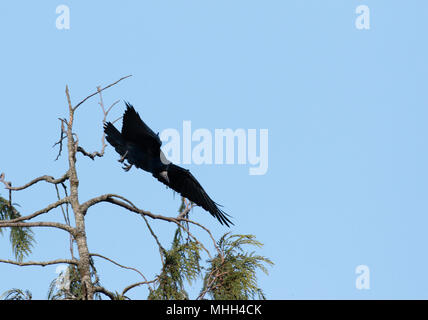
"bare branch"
55,184,74,259
93,286,117,300
177,203,194,219
112,116,123,125
81,194,179,223
0,258,78,267
122,277,159,296
0,172,69,191
90,253,150,284
76,88,121,161
55,185,71,226
84,195,215,259
76,146,99,160
0,221,75,235
0,196,71,224
80,193,144,213
65,85,74,128
106,100,120,116
53,118,67,161
73,75,132,112
140,214,166,266
82,194,218,258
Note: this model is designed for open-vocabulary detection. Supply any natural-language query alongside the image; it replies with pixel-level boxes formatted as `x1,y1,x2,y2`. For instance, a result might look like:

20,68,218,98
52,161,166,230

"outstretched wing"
155,164,233,227
121,102,161,154
104,122,127,158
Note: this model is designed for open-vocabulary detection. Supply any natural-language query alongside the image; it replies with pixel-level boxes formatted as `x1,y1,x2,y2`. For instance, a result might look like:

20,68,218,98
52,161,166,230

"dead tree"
0,76,225,300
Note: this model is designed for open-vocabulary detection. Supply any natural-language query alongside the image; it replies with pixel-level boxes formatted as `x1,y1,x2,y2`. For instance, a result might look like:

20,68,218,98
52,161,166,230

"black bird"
103,102,233,227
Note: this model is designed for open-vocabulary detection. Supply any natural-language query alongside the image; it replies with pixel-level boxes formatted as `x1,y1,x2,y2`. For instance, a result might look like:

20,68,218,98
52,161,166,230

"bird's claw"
122,163,133,172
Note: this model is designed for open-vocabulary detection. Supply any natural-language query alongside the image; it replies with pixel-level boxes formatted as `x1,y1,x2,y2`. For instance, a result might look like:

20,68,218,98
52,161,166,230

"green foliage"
0,288,32,300
148,227,203,300
0,196,35,262
1,195,273,300
148,224,273,300
201,233,274,300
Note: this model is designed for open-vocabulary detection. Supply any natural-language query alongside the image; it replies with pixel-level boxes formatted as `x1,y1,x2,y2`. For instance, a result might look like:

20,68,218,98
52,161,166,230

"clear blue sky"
1,1,427,299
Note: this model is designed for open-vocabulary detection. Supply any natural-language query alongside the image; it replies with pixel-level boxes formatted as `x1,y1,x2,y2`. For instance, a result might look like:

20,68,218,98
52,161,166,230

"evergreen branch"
148,227,204,300
197,267,226,300
180,218,222,259
201,233,274,300
173,221,212,259
1,288,32,300
9,225,35,262
1,197,35,261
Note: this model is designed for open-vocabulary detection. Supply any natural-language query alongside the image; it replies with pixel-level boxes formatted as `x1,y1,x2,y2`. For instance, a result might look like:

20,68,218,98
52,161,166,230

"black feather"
104,102,233,227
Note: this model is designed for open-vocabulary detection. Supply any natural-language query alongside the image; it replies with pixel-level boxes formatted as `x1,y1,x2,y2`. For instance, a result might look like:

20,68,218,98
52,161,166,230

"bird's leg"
118,150,129,163
183,198,191,242
183,198,189,210
183,198,192,211
122,163,133,172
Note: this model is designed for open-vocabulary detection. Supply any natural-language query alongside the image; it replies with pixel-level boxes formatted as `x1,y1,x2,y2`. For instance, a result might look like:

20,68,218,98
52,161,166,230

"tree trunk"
66,87,94,300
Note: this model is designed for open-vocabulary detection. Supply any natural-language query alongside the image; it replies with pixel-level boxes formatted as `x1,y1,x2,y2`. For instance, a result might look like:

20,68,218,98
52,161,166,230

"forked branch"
73,75,132,112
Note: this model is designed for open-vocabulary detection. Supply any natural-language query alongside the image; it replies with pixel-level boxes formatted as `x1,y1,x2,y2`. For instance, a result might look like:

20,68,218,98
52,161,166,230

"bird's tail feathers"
211,202,234,227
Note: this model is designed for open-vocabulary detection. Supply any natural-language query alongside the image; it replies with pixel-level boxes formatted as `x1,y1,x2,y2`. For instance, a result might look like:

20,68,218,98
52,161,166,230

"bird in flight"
103,102,233,227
